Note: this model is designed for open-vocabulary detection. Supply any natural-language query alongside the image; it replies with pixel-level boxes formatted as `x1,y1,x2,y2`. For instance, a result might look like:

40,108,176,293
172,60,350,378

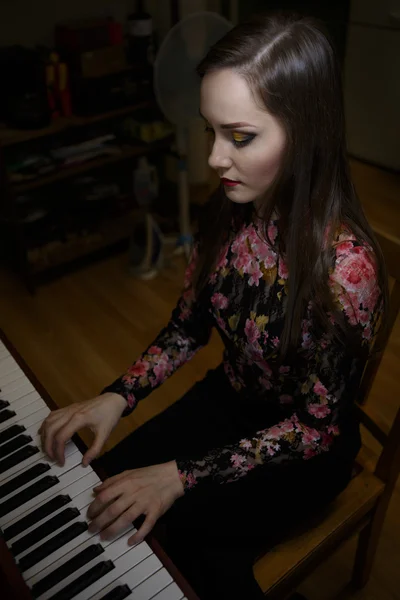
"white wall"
344,0,400,169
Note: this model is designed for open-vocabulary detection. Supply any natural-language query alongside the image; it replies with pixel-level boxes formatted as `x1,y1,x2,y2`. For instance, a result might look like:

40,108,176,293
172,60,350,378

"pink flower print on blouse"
248,261,264,286
148,346,162,355
244,319,261,345
278,257,289,280
313,380,328,397
179,305,192,322
104,219,381,492
307,403,331,418
231,224,277,287
231,453,247,468
267,222,278,244
330,241,379,336
250,237,277,270
301,427,321,446
126,393,136,409
126,360,150,378
211,293,229,310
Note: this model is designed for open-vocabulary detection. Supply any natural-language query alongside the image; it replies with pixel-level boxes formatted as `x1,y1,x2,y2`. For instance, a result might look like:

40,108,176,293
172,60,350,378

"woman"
40,13,387,599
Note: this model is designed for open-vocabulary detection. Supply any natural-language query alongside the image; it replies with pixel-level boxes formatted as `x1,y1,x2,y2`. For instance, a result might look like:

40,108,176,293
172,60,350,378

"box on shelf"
70,46,128,79
70,67,153,116
55,19,111,53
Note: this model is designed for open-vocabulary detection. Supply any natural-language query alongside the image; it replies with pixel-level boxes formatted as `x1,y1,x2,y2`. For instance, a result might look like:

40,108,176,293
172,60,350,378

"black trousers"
96,366,356,600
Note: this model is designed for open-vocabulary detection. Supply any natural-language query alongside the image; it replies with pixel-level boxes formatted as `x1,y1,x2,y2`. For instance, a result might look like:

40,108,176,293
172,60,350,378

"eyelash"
204,126,255,148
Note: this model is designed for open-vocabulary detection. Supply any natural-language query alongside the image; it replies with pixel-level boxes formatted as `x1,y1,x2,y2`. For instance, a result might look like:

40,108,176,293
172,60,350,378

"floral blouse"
102,217,381,492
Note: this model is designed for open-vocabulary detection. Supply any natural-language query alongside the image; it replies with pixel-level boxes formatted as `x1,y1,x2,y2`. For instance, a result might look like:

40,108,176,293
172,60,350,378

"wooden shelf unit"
12,138,172,194
0,100,173,292
0,101,155,147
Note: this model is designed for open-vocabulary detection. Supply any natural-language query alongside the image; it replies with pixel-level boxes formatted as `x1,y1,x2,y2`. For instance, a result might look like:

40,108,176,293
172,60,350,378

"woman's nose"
208,140,232,171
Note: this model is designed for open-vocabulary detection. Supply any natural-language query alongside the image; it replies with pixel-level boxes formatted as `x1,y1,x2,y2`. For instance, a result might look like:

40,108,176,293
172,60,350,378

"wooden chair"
253,228,400,599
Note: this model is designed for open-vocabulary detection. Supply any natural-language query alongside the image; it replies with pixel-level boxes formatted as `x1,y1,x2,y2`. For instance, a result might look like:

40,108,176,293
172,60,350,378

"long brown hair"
194,12,388,357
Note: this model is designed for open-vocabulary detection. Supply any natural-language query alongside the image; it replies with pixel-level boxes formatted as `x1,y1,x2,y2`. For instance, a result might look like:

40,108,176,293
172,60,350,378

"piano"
0,331,199,600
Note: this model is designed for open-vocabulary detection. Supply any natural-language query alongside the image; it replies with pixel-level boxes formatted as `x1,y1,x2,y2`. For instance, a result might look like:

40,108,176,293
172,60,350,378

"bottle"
127,0,154,66
133,157,158,208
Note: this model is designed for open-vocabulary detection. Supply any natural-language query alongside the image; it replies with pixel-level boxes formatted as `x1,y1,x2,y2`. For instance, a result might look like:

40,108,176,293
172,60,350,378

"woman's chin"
224,186,254,205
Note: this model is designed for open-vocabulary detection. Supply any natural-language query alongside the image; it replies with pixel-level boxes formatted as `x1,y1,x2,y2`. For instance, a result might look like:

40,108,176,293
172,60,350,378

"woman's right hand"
38,392,127,467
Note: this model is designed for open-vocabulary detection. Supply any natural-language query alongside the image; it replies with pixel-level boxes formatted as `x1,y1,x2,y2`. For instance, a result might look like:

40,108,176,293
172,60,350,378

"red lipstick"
221,178,241,187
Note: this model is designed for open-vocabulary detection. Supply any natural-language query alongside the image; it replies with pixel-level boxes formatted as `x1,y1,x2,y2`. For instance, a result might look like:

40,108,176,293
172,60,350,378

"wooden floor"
0,159,399,598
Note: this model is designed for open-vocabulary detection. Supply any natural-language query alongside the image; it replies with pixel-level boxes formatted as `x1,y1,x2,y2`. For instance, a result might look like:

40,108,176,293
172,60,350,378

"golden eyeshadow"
232,132,247,142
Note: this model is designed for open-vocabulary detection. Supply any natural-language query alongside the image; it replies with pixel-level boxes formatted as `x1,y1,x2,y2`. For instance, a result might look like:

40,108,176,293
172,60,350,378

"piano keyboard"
0,339,191,600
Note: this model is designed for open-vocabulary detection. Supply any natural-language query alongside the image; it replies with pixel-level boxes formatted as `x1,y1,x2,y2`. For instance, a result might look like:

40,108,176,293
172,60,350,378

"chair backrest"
354,228,400,489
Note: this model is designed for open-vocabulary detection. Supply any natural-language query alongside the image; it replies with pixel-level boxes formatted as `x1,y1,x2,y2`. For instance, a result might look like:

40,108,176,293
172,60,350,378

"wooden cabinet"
0,102,174,292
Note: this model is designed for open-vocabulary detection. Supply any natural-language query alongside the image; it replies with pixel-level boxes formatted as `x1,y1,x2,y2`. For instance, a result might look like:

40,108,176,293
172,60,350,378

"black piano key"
19,521,89,572
0,444,40,475
98,585,132,600
12,507,80,556
3,494,71,541
0,399,10,410
31,543,105,598
0,462,50,499
0,409,16,424
0,475,58,519
0,434,32,459
50,560,115,600
0,424,26,445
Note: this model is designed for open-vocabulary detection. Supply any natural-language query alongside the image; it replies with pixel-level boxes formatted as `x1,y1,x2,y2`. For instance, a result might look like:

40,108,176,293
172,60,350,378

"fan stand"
176,125,192,260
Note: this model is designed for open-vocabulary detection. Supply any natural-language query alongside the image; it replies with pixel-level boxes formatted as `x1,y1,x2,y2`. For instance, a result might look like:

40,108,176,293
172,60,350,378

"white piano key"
16,504,92,562
0,449,82,504
5,468,99,533
15,396,47,418
0,367,26,389
0,445,47,484
0,431,41,457
106,567,173,600
150,583,185,600
0,346,189,600
19,405,50,429
129,568,174,600
6,390,40,411
1,379,35,402
5,390,40,412
24,531,130,581
0,420,47,448
45,450,85,478
1,428,80,475
0,438,79,484
0,356,21,378
0,431,42,457
35,529,138,600
73,546,159,600
0,346,10,359
25,523,135,583
1,459,96,526
7,484,97,546
0,398,47,432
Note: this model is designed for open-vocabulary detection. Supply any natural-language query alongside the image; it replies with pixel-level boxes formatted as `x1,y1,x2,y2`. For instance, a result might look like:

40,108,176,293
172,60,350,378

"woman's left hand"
87,461,184,545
